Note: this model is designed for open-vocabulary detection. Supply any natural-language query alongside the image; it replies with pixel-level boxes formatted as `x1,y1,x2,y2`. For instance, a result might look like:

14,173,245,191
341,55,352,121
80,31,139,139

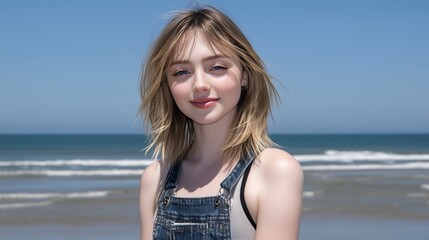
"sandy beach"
1,170,429,240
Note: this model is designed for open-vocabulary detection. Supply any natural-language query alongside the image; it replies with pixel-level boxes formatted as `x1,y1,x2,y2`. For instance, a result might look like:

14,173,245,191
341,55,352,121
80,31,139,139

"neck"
186,113,235,166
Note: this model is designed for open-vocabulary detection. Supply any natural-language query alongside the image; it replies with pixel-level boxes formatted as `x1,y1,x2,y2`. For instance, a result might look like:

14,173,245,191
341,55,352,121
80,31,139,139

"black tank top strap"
163,161,182,190
220,151,255,196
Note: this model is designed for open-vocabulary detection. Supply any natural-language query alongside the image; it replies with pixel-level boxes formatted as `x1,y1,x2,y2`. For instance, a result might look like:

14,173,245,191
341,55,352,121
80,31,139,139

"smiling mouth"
190,98,219,109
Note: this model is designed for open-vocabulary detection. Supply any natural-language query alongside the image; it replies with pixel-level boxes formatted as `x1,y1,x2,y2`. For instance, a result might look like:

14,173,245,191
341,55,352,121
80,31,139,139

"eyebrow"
170,55,228,66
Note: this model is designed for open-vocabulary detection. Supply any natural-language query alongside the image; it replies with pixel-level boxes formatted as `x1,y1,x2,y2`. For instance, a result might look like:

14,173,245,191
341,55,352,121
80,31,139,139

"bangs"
168,29,240,66
168,29,197,64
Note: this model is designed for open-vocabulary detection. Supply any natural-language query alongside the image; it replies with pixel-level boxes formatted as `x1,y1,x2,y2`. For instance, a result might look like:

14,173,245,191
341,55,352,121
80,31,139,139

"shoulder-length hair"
139,6,279,165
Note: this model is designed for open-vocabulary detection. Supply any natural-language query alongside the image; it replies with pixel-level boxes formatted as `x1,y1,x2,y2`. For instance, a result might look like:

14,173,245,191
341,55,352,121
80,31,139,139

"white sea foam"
421,184,429,190
0,201,52,209
296,150,429,162
0,169,143,176
302,191,315,198
1,150,429,175
0,159,153,167
302,162,429,171
406,193,427,198
0,191,110,200
1,151,428,167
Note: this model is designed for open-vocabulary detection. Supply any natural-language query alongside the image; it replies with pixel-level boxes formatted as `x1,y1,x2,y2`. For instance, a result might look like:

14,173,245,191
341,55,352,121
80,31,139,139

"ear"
241,72,248,88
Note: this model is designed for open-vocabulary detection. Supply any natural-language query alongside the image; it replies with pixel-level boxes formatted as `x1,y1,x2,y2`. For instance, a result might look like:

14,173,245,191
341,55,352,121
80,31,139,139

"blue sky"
1,0,428,134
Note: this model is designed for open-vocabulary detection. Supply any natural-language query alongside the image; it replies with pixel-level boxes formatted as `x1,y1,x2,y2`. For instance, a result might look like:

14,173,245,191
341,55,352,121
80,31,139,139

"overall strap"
163,161,182,191
220,152,255,197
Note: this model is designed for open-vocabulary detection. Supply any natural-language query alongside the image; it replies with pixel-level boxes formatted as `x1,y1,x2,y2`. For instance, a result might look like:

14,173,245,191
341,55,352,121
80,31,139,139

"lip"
190,98,219,109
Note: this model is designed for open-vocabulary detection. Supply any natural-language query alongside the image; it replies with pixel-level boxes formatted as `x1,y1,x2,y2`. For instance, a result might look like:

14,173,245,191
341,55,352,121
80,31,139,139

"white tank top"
230,162,256,239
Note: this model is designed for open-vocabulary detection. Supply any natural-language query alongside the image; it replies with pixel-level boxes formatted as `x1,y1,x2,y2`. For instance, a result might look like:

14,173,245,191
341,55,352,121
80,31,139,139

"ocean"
1,134,429,239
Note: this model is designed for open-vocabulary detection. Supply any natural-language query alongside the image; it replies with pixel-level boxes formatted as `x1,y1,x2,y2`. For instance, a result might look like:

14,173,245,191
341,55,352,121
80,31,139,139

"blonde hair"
139,6,279,165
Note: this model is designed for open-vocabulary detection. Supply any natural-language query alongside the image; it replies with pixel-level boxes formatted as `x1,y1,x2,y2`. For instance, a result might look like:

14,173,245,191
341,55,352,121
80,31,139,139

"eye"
172,70,189,77
211,65,226,71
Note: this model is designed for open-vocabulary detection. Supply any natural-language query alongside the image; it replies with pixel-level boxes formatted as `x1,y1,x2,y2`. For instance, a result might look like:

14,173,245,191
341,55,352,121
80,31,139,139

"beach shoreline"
1,134,429,239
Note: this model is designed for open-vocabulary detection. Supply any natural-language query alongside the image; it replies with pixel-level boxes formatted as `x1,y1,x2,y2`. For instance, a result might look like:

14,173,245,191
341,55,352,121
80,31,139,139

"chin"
191,119,219,126
186,107,237,126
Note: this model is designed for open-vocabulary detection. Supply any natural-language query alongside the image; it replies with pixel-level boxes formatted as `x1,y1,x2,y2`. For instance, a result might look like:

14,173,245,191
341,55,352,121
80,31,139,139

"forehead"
169,30,237,63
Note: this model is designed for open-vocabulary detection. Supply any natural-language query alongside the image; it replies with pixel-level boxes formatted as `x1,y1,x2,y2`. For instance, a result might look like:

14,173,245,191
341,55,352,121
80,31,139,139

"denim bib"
153,153,254,240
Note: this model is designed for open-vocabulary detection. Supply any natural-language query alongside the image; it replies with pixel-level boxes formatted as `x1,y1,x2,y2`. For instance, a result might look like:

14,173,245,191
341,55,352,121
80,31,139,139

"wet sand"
1,170,429,239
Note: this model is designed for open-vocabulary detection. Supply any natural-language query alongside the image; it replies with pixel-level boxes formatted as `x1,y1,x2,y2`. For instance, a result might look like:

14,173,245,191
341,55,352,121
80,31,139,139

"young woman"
139,6,302,240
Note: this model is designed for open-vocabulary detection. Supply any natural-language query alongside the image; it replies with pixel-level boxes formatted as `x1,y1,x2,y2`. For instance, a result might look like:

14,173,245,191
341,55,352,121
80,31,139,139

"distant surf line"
0,169,143,176
0,159,153,167
1,150,429,167
297,150,429,162
303,162,429,171
0,190,111,199
0,190,113,210
0,201,53,209
1,163,429,176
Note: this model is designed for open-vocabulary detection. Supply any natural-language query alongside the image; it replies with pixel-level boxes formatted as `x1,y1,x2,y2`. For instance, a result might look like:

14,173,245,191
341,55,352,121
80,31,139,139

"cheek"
217,78,242,96
222,69,243,94
168,82,188,106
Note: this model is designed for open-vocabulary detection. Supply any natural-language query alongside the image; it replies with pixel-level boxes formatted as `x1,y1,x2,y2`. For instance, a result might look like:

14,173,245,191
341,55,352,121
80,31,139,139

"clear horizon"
1,0,428,134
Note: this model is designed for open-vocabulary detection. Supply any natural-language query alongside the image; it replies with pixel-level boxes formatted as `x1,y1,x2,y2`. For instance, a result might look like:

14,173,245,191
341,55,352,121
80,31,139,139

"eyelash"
172,70,189,77
172,65,227,77
212,65,226,71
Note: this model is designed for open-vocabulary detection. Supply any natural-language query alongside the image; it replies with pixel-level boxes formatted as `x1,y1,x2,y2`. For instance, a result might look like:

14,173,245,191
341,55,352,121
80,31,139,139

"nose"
192,70,210,93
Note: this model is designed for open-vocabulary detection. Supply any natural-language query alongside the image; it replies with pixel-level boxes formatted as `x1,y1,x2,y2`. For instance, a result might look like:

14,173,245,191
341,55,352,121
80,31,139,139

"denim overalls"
153,153,254,240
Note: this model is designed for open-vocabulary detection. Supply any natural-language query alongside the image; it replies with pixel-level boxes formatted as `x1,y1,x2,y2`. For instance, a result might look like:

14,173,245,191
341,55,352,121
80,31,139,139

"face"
167,32,244,126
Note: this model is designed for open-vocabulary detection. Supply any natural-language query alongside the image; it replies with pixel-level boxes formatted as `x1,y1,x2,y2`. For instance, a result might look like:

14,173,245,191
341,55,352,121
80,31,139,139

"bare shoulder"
140,160,169,192
140,160,161,183
140,160,170,239
252,148,303,239
256,148,303,179
140,159,172,210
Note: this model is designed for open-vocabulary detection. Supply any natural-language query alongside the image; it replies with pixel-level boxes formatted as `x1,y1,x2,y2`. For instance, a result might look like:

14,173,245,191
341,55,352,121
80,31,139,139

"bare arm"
139,161,162,240
255,148,303,240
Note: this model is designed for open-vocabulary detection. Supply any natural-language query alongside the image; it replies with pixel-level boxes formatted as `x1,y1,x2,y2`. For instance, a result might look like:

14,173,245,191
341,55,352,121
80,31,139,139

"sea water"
1,134,429,208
